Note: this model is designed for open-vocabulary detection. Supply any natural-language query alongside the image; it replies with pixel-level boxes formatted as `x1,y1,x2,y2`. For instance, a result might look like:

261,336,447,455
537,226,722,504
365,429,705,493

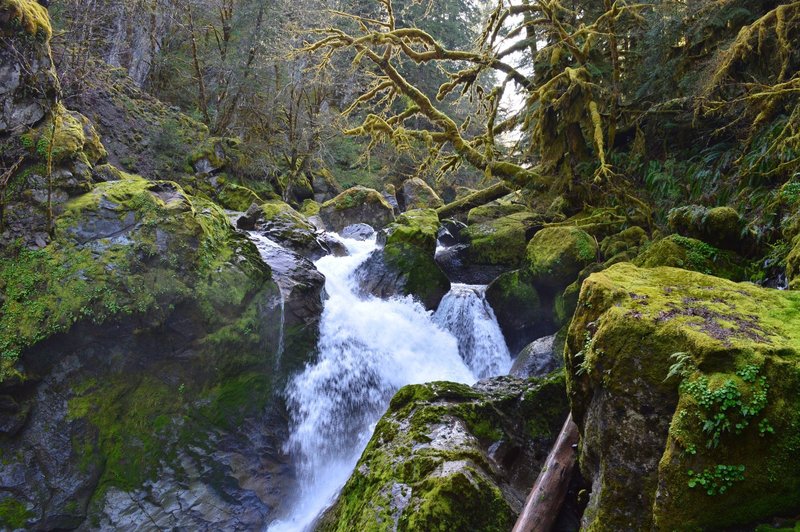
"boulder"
566,263,800,530
668,205,744,252
486,270,554,354
599,226,648,258
256,200,325,259
633,234,748,281
319,186,395,232
310,168,342,203
0,176,322,530
217,183,263,211
463,211,543,270
524,226,597,294
355,209,449,310
466,203,526,225
399,177,444,210
510,333,564,378
318,374,569,531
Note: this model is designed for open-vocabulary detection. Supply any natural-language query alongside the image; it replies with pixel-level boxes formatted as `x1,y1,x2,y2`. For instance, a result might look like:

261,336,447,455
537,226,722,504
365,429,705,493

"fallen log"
435,182,511,219
512,413,580,532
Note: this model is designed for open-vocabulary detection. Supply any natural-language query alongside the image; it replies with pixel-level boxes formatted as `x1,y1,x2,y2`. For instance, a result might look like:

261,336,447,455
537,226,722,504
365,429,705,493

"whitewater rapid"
266,233,510,531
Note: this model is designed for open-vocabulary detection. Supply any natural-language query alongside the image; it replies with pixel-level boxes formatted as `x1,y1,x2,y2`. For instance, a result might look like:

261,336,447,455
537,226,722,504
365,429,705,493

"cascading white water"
433,284,512,379
266,235,510,531
249,232,291,365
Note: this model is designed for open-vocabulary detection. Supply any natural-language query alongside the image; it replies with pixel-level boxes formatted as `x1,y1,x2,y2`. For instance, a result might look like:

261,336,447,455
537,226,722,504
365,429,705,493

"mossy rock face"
553,262,604,326
216,182,263,211
400,177,444,210
463,211,543,269
0,176,316,529
257,200,323,258
634,234,748,281
0,0,56,133
668,205,744,252
566,263,800,531
355,209,450,309
466,203,526,225
485,270,553,354
318,374,570,532
524,226,597,293
319,186,395,231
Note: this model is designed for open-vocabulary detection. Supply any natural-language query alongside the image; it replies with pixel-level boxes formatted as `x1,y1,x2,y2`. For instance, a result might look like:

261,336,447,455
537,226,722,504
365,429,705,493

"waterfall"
266,234,510,531
433,284,512,379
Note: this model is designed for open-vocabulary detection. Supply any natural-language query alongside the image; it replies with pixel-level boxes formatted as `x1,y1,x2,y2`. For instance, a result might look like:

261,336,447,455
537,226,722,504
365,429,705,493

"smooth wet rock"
486,270,554,354
510,334,562,378
341,223,375,241
256,200,325,259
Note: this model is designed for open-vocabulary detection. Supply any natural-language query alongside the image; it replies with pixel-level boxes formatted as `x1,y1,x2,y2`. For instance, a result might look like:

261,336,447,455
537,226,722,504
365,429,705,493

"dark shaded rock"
463,211,544,271
0,177,321,530
256,200,325,259
236,202,264,230
486,270,555,354
668,205,745,252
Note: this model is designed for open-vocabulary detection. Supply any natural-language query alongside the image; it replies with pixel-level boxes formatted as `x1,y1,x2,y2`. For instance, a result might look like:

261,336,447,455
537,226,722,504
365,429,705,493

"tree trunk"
512,414,579,532
435,182,511,219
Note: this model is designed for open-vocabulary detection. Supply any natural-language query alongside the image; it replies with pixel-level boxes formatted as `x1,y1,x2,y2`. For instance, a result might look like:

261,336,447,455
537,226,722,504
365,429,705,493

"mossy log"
512,414,579,532
436,182,511,219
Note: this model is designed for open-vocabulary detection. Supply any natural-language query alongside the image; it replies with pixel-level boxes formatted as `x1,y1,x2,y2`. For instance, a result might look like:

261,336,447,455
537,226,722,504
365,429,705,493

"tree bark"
512,414,579,532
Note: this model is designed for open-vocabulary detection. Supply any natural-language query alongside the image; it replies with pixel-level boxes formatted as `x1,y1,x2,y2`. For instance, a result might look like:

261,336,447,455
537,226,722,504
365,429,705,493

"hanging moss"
0,0,52,38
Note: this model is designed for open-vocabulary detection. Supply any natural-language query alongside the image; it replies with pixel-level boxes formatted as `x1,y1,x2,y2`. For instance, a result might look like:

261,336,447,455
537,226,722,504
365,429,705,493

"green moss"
319,376,568,532
466,203,526,225
0,0,51,37
566,263,800,530
300,199,321,216
524,225,597,291
600,226,648,258
0,177,269,380
464,211,542,268
322,186,393,212
382,209,449,308
668,205,743,251
0,498,32,529
216,183,262,211
634,234,747,281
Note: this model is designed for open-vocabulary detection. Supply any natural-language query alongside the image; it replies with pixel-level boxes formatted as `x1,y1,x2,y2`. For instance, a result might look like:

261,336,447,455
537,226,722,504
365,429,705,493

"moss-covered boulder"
524,226,597,293
400,177,444,210
463,211,543,270
355,209,450,309
566,263,800,530
319,186,395,232
634,234,748,281
668,205,744,252
599,226,648,259
0,176,319,529
319,374,569,531
466,203,526,225
216,182,263,211
485,270,553,354
252,200,323,258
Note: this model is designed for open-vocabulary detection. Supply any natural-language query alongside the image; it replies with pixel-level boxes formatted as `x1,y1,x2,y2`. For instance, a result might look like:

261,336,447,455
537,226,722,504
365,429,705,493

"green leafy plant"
687,464,746,495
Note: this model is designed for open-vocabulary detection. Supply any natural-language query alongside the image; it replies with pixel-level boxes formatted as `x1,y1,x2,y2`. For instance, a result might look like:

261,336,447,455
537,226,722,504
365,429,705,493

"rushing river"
264,233,511,531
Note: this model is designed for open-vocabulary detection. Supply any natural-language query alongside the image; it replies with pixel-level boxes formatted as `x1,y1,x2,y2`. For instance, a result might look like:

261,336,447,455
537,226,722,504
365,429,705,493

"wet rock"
341,223,375,241
486,270,554,354
510,334,563,378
